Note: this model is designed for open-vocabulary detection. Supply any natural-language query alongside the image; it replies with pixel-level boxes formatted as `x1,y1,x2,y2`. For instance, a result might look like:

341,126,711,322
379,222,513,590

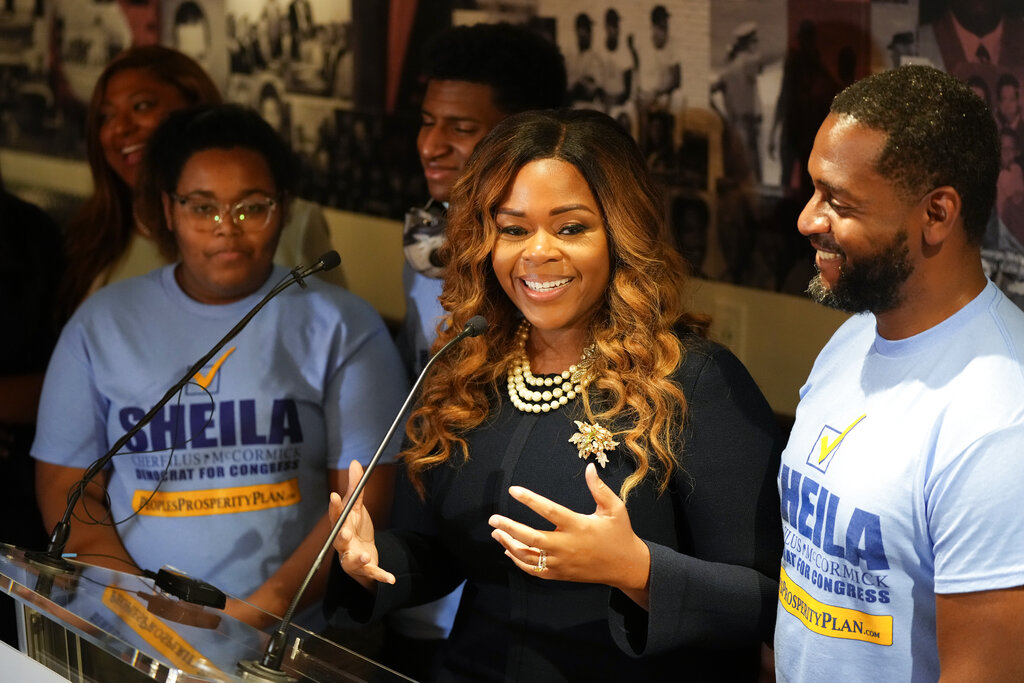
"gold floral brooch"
568,420,618,468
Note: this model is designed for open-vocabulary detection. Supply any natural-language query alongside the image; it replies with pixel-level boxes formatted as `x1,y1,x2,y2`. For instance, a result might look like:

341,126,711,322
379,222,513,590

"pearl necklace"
506,320,597,414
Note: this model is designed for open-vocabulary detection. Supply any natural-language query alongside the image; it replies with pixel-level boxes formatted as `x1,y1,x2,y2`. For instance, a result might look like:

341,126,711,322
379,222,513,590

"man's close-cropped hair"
830,65,999,243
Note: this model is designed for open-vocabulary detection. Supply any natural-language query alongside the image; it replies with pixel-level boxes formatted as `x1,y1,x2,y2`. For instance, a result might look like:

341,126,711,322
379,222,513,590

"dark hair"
57,45,221,321
966,74,991,108
135,104,296,258
174,1,205,25
403,109,708,500
258,81,281,107
997,72,1020,96
830,65,998,243
421,22,567,114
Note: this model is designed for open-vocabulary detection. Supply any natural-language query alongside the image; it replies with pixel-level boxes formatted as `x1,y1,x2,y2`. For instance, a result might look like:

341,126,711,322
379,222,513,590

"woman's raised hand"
487,463,651,608
330,460,395,590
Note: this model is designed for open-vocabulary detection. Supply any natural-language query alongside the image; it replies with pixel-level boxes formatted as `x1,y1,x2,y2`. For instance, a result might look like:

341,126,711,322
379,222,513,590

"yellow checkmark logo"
819,414,866,463
193,347,236,389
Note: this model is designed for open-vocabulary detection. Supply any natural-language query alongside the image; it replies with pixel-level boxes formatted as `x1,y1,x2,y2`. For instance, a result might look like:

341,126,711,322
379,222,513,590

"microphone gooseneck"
30,252,342,572
238,314,488,680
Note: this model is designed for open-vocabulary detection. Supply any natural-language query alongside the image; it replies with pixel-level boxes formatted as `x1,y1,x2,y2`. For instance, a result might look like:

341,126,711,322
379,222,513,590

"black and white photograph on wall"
543,0,710,167
161,0,227,92
0,0,159,158
223,0,353,101
869,0,921,72
219,0,427,218
544,0,721,292
707,0,786,289
9,0,1022,306
288,96,422,218
701,0,873,295
913,0,1024,308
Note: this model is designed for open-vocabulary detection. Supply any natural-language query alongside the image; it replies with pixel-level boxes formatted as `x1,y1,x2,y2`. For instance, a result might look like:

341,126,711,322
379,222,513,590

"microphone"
238,315,488,681
289,249,342,288
28,252,343,572
315,250,343,272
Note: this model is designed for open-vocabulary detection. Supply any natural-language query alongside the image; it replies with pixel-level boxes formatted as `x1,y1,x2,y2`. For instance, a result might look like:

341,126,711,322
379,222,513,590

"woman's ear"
162,193,175,233
921,186,962,247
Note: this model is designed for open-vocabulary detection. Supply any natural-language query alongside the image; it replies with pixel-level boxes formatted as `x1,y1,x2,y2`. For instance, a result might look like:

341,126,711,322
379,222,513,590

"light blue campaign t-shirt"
775,281,1024,681
32,265,407,616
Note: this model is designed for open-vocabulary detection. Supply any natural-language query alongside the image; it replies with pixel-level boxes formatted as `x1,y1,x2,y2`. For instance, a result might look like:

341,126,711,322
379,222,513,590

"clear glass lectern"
0,543,411,682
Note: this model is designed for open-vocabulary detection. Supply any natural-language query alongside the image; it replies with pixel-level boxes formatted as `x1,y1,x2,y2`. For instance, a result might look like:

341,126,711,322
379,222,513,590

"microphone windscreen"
464,315,488,337
319,251,342,271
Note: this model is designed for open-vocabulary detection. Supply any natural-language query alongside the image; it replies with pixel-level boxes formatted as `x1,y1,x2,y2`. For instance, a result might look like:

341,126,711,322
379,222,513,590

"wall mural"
1,0,1022,306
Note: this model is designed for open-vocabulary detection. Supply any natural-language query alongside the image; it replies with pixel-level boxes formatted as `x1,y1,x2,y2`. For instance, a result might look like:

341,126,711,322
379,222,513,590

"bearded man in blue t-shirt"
775,65,1024,681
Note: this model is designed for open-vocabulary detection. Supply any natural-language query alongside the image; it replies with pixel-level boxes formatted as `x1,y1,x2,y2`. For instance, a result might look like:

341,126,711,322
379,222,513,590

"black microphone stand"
28,252,342,572
237,315,487,682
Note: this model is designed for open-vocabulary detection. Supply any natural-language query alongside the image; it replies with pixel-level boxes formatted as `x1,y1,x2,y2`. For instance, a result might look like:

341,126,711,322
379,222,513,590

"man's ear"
921,186,962,247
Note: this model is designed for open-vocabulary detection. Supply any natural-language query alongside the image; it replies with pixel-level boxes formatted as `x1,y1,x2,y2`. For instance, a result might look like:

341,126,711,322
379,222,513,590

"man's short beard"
807,229,914,314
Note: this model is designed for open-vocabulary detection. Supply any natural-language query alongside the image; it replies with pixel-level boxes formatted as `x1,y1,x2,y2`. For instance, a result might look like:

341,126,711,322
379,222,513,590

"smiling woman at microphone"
328,109,783,680
31,105,407,628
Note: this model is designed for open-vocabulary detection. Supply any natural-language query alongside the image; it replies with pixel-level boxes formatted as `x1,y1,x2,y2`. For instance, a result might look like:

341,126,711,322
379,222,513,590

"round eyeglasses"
171,193,279,232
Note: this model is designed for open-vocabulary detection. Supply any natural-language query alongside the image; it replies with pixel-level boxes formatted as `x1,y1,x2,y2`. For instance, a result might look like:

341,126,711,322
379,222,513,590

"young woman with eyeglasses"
57,45,340,323
32,105,407,629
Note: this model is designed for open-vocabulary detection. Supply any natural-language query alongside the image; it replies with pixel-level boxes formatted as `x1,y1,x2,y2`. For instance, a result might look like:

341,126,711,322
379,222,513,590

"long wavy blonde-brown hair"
403,109,708,499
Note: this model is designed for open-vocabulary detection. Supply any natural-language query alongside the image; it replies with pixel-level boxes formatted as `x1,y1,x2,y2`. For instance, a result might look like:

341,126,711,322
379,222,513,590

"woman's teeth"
524,278,571,291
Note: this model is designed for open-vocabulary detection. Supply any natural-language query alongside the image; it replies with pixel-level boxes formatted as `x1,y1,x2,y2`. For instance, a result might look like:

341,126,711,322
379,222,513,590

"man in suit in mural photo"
915,1,1024,306
918,0,1024,74
996,72,1023,134
390,22,566,680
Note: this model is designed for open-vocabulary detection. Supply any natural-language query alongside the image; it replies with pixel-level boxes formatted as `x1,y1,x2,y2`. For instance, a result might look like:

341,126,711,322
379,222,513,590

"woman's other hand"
329,460,395,590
